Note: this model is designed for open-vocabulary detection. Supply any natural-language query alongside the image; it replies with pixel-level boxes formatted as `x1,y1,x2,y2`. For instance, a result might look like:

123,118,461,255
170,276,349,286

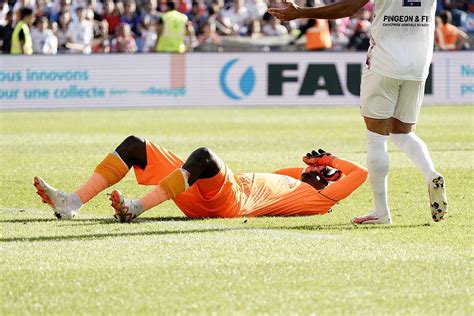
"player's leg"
352,70,400,225
352,118,392,224
111,147,223,222
389,80,448,221
181,147,222,184
34,135,146,219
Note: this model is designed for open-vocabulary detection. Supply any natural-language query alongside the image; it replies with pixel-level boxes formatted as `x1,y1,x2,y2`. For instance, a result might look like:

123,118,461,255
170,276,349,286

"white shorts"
360,69,426,124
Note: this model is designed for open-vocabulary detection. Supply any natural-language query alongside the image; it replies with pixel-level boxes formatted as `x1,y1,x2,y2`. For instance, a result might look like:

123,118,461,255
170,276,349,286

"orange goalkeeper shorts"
133,141,241,218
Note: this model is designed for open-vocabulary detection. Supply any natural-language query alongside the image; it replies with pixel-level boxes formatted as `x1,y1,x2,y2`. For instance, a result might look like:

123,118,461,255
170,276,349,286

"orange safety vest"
435,23,459,50
306,19,332,51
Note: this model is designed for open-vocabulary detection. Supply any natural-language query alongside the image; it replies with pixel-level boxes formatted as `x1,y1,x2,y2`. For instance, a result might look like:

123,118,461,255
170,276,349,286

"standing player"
268,0,448,224
155,1,194,53
10,7,34,55
33,136,367,221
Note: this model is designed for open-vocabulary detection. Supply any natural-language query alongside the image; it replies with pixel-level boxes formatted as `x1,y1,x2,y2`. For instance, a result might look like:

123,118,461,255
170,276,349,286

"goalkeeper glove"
303,149,337,167
302,165,342,182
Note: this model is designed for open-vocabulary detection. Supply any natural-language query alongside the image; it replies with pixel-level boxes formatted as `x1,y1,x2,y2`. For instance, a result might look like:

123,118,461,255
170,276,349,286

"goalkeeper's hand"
303,149,337,167
302,165,342,182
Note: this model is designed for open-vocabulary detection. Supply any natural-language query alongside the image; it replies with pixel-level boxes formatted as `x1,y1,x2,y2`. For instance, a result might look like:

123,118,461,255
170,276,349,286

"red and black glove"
302,165,342,182
302,149,341,182
303,149,337,167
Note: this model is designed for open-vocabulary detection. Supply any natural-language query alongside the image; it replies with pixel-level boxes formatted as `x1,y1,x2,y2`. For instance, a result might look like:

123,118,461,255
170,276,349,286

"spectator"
450,0,468,27
1,0,470,53
85,0,104,21
222,0,250,36
187,0,208,35
437,0,450,14
435,11,469,50
50,0,72,22
0,2,9,26
246,0,267,22
262,14,288,36
103,0,123,35
66,6,93,53
207,1,233,36
31,16,58,54
292,18,332,51
112,23,137,52
469,0,474,13
245,0,267,36
347,19,371,51
139,0,160,22
11,7,34,55
12,0,36,15
35,0,53,20
328,20,349,51
121,0,141,36
92,19,110,53
55,10,71,53
156,0,194,53
137,15,157,52
0,10,14,53
197,20,221,44
248,18,263,38
288,0,332,50
176,0,191,14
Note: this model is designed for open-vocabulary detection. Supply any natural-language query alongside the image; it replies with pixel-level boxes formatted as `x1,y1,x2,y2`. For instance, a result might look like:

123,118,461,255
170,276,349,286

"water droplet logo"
219,59,256,100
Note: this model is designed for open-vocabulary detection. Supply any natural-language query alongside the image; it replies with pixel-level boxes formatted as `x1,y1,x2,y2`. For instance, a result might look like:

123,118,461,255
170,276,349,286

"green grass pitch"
1,106,473,315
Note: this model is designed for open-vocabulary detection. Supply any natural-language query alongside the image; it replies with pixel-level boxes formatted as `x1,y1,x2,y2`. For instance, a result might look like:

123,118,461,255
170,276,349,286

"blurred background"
1,0,472,54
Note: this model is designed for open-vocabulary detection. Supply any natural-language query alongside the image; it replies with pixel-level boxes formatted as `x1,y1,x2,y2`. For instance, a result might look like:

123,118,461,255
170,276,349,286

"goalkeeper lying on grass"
34,136,368,222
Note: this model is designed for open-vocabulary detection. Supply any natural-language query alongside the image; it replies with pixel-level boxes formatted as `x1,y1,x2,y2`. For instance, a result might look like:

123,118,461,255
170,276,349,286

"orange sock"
75,153,129,203
159,168,190,199
138,168,190,211
139,186,168,211
75,173,109,204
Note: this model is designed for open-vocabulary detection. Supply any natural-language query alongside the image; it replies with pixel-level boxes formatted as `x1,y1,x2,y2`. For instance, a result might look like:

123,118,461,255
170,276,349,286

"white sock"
390,132,437,185
131,199,145,217
367,130,390,217
67,192,83,211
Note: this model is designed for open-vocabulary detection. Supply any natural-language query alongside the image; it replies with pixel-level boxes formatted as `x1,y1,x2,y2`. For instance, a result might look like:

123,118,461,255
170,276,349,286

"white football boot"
33,176,80,220
109,189,144,223
428,173,448,222
351,211,392,225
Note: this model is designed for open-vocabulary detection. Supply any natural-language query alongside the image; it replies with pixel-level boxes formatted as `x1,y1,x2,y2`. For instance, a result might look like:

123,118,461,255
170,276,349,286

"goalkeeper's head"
300,166,341,190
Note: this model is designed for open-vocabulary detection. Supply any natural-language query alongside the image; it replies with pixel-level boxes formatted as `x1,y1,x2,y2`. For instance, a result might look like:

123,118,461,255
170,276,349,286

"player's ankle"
132,199,145,217
67,192,83,211
371,209,390,218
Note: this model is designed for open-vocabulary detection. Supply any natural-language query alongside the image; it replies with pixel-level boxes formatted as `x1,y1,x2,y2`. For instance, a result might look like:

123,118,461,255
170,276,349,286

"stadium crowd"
0,0,472,54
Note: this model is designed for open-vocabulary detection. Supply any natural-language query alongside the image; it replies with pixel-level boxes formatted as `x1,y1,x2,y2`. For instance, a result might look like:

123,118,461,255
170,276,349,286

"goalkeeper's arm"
320,158,368,202
272,168,304,180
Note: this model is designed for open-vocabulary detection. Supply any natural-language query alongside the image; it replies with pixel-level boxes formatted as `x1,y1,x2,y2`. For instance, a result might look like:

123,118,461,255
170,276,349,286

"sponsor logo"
267,63,433,96
219,59,256,100
403,0,421,7
267,63,362,96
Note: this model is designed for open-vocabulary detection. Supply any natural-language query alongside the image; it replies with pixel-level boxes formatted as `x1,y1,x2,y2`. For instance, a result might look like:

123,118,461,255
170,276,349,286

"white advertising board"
1,52,472,109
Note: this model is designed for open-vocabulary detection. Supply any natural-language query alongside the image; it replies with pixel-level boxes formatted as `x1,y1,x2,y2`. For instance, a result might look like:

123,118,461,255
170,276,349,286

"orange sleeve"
319,158,368,202
272,168,303,180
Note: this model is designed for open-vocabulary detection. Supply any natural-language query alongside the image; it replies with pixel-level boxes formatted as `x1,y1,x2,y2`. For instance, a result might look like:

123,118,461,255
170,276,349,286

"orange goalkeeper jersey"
174,158,368,218
234,172,332,216
234,158,368,217
134,141,367,218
